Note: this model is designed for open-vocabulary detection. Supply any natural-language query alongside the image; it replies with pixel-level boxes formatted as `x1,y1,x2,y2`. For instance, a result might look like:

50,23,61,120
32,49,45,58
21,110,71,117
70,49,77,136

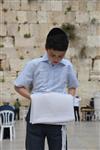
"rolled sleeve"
14,61,34,89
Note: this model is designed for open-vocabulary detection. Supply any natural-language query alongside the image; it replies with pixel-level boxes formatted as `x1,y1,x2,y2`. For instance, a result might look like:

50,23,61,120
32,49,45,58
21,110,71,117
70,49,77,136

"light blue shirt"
14,53,78,94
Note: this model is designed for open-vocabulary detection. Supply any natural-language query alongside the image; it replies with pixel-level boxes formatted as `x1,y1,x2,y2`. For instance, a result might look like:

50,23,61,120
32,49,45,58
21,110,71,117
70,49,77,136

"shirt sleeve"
14,61,34,89
67,64,79,88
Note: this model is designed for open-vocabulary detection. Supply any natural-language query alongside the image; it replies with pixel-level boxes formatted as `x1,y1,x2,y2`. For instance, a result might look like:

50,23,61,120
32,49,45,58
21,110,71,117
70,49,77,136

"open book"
30,92,74,125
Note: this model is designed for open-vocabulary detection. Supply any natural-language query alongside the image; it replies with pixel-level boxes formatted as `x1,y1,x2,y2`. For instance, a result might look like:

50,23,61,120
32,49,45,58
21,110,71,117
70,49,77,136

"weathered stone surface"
87,1,96,11
20,0,30,11
7,23,18,36
3,1,20,10
4,10,17,24
87,36,100,47
3,37,14,48
17,11,27,23
27,11,37,23
0,23,6,36
15,35,35,47
37,11,48,23
0,11,4,23
76,12,89,23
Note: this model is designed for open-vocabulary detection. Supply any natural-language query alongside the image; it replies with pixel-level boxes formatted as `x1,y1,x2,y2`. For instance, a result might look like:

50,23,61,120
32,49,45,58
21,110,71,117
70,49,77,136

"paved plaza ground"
0,120,100,150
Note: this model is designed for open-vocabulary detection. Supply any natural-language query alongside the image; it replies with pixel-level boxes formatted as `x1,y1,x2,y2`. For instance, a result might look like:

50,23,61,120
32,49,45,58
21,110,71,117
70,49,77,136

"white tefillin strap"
61,125,67,150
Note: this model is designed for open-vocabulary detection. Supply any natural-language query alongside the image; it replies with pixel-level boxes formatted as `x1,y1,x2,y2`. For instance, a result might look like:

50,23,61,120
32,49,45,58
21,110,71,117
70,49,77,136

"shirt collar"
41,52,66,66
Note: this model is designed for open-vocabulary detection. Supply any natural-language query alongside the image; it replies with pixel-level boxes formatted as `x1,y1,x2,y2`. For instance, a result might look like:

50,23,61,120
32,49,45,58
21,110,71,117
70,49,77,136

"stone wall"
0,0,100,105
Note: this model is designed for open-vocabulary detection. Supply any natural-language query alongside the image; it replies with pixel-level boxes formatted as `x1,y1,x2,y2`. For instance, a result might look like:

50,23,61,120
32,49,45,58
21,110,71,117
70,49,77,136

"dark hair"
76,96,79,98
45,27,69,51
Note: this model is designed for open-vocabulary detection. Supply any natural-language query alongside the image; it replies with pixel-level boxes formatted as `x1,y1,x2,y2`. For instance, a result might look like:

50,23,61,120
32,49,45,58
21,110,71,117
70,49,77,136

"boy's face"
46,49,66,64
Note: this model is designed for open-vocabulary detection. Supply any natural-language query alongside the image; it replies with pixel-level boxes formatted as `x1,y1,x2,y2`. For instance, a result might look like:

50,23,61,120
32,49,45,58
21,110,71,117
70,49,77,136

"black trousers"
26,122,67,150
74,106,80,121
15,108,20,120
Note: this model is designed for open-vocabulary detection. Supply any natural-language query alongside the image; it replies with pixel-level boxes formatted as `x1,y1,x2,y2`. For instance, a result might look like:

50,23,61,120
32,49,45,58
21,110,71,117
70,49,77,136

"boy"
73,96,81,121
14,27,78,150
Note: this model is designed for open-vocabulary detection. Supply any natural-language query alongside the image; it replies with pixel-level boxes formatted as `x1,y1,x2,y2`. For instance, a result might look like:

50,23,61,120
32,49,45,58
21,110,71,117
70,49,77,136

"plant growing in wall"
28,0,37,3
0,79,5,82
16,16,19,21
79,46,87,59
4,21,7,25
0,44,4,48
24,33,31,38
19,56,24,60
1,0,4,4
90,18,97,24
61,23,76,40
18,26,20,32
2,8,8,12
64,6,72,15
26,51,29,54
52,22,58,26
36,21,39,24
33,45,37,48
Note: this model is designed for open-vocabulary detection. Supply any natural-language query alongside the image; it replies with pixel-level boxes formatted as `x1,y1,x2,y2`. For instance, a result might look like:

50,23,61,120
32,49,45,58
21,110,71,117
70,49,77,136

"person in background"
90,97,94,109
73,96,81,121
14,98,21,120
14,27,78,150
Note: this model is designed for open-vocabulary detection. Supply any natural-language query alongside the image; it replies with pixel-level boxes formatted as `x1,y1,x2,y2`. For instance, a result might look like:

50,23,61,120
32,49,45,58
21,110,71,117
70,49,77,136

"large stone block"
89,11,100,23
96,1,100,11
40,1,52,11
64,12,76,23
7,23,18,36
17,11,27,23
71,1,80,11
48,11,65,24
3,37,14,48
0,11,4,23
87,36,100,47
30,23,49,43
27,11,37,23
16,24,30,37
4,10,17,24
30,1,41,11
0,2,3,10
88,25,96,36
63,0,79,12
96,26,100,35
9,58,27,71
86,47,99,58
2,47,17,59
20,0,30,11
79,0,87,11
37,11,48,23
36,1,62,11
87,1,96,11
78,66,90,81
15,35,35,47
2,0,20,10
0,23,6,36
93,59,100,72
76,12,89,23
50,1,62,11
29,24,40,42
